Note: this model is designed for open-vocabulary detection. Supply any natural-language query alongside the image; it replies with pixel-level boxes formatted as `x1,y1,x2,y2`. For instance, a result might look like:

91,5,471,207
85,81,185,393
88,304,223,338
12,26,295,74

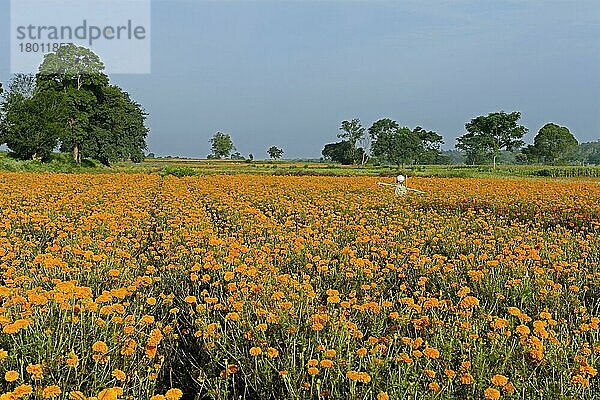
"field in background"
2,152,600,178
0,173,599,399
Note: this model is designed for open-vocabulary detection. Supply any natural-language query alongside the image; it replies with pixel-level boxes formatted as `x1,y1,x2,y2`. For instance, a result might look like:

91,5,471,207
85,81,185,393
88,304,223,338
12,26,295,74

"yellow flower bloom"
4,370,18,382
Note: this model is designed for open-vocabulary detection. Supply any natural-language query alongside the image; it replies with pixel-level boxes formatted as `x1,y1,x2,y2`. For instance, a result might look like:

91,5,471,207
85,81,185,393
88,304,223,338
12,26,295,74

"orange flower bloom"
491,374,509,387
249,347,262,356
484,388,501,400
423,347,440,359
4,370,19,382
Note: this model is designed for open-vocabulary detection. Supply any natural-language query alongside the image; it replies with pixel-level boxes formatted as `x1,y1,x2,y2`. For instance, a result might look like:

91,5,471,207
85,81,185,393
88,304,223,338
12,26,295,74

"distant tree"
439,150,465,165
371,127,417,166
456,111,527,168
413,126,444,164
368,118,399,142
578,141,600,165
369,119,399,165
339,119,366,164
231,151,244,160
322,141,357,165
524,123,578,164
146,152,156,158
267,146,284,160
369,119,442,165
248,153,254,161
210,132,235,159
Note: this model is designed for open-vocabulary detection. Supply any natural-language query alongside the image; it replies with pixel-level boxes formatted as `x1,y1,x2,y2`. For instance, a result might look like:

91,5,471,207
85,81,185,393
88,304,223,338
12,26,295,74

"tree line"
322,112,599,166
206,131,285,161
0,44,148,166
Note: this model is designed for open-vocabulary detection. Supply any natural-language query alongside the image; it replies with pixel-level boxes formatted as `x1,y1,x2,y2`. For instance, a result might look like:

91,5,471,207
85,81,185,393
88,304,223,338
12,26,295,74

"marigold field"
0,173,599,400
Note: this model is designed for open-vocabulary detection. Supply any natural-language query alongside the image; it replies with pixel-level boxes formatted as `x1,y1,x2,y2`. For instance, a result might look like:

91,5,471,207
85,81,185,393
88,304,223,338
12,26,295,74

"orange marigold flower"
147,329,163,347
515,325,530,336
13,385,33,397
484,388,501,400
377,392,390,400
356,348,368,357
165,388,183,400
97,387,123,400
225,312,240,321
459,296,479,309
428,382,441,392
266,347,279,358
26,363,43,380
346,370,359,381
320,359,334,368
460,373,474,385
42,385,62,398
92,341,109,354
491,318,509,330
4,370,19,382
503,382,516,394
324,349,336,358
249,347,262,356
357,372,371,384
66,354,79,367
69,391,86,400
112,369,126,381
423,347,440,359
491,374,509,387
507,307,521,316
307,367,319,376
444,368,456,378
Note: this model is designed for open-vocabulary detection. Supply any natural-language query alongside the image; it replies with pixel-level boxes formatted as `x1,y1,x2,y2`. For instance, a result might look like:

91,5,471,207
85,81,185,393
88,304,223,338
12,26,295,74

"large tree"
524,123,578,164
267,146,284,160
210,132,235,159
37,44,109,163
27,44,148,164
338,119,367,164
0,74,67,160
456,111,527,167
322,140,360,165
1,90,67,161
84,85,148,165
413,126,444,164
369,119,443,165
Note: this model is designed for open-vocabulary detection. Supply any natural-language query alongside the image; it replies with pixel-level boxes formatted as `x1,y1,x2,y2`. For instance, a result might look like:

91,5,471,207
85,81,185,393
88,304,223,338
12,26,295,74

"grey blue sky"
1,0,599,158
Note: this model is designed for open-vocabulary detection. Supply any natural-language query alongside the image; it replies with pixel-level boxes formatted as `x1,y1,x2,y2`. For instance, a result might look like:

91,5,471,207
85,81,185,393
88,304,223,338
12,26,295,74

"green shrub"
159,166,198,178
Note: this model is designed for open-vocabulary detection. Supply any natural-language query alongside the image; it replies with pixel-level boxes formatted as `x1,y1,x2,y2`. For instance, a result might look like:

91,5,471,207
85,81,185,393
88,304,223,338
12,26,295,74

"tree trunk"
73,145,80,164
493,154,497,169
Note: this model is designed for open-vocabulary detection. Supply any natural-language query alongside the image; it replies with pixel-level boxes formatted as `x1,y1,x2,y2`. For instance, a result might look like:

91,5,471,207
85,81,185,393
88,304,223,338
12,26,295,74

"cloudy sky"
1,0,599,158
